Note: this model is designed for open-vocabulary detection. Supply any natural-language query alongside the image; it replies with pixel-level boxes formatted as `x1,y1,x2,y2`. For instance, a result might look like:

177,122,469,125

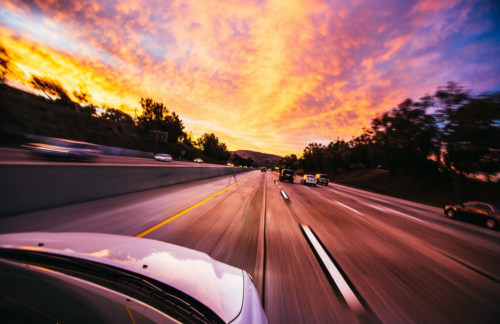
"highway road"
0,148,228,167
0,170,499,323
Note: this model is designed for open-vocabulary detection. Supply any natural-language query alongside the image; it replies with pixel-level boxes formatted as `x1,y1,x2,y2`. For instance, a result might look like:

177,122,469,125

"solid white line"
330,189,339,193
301,225,364,314
281,190,289,199
304,186,311,190
275,181,278,185
336,202,363,215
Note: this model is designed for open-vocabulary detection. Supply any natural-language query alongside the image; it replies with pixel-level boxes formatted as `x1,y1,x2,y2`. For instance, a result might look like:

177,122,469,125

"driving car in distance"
154,153,173,162
24,139,101,161
194,158,204,163
0,232,268,324
227,163,234,167
261,167,266,172
279,169,295,183
301,174,317,186
315,174,329,186
444,201,500,230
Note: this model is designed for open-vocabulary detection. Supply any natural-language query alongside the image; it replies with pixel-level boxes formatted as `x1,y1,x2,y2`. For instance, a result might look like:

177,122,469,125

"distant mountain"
233,150,282,167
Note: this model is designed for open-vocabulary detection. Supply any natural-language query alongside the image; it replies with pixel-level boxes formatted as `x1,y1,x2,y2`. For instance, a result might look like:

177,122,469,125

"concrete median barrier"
0,165,250,217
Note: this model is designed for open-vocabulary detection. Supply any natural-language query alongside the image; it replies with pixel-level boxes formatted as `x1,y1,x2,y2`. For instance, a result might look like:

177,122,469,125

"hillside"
233,150,282,167
0,85,215,162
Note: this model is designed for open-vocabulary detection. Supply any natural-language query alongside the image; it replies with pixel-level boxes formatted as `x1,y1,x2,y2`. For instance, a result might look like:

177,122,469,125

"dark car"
279,169,295,183
315,174,329,186
444,202,500,230
261,167,266,172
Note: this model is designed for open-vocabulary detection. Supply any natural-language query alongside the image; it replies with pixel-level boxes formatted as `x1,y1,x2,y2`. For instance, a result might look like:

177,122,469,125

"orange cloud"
0,0,498,156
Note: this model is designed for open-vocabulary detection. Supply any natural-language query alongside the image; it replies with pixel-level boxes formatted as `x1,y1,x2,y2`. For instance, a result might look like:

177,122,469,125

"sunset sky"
1,0,499,156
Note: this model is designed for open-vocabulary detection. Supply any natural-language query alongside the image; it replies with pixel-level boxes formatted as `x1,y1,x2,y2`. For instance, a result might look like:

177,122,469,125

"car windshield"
307,175,315,178
320,175,328,179
0,249,223,324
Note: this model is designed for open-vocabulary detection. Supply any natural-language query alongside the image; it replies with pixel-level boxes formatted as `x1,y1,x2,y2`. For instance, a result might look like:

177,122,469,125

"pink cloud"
1,0,498,156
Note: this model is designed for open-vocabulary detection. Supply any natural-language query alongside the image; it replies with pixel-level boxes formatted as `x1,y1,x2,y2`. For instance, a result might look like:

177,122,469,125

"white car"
154,153,173,162
300,174,317,186
0,232,268,324
194,158,204,163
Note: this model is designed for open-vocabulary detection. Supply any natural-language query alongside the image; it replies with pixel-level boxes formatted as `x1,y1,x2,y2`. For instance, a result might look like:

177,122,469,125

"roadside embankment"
330,168,499,207
0,165,250,217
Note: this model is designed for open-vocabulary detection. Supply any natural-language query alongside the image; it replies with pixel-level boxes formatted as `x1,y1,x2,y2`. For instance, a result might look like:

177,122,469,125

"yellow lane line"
125,306,137,324
135,173,257,238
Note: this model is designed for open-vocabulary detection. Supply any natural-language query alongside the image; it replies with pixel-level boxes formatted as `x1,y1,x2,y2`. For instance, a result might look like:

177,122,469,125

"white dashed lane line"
336,201,363,215
301,225,365,314
363,202,428,224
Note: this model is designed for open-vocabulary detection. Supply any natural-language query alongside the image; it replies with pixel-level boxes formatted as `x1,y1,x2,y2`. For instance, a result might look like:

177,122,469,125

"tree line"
0,44,234,163
280,82,500,181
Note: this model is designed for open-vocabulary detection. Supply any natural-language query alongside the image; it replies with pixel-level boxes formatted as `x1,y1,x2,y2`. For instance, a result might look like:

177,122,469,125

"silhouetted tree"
446,94,500,181
163,111,187,143
73,89,92,104
138,97,186,143
0,44,11,84
281,82,497,184
348,128,375,169
279,154,299,170
302,143,325,172
370,99,438,174
72,88,97,115
183,131,195,147
28,75,75,109
101,107,134,125
432,82,470,128
422,82,471,170
196,133,231,162
326,140,349,174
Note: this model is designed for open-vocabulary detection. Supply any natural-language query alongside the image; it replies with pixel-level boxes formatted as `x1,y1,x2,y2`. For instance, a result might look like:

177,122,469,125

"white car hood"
0,232,244,323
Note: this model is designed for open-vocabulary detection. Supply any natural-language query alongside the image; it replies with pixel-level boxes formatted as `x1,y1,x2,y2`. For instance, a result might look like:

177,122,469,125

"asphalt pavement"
0,170,499,323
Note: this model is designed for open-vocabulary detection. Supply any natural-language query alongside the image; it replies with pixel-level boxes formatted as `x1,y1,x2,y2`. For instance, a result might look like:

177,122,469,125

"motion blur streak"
0,171,499,323
135,173,256,238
